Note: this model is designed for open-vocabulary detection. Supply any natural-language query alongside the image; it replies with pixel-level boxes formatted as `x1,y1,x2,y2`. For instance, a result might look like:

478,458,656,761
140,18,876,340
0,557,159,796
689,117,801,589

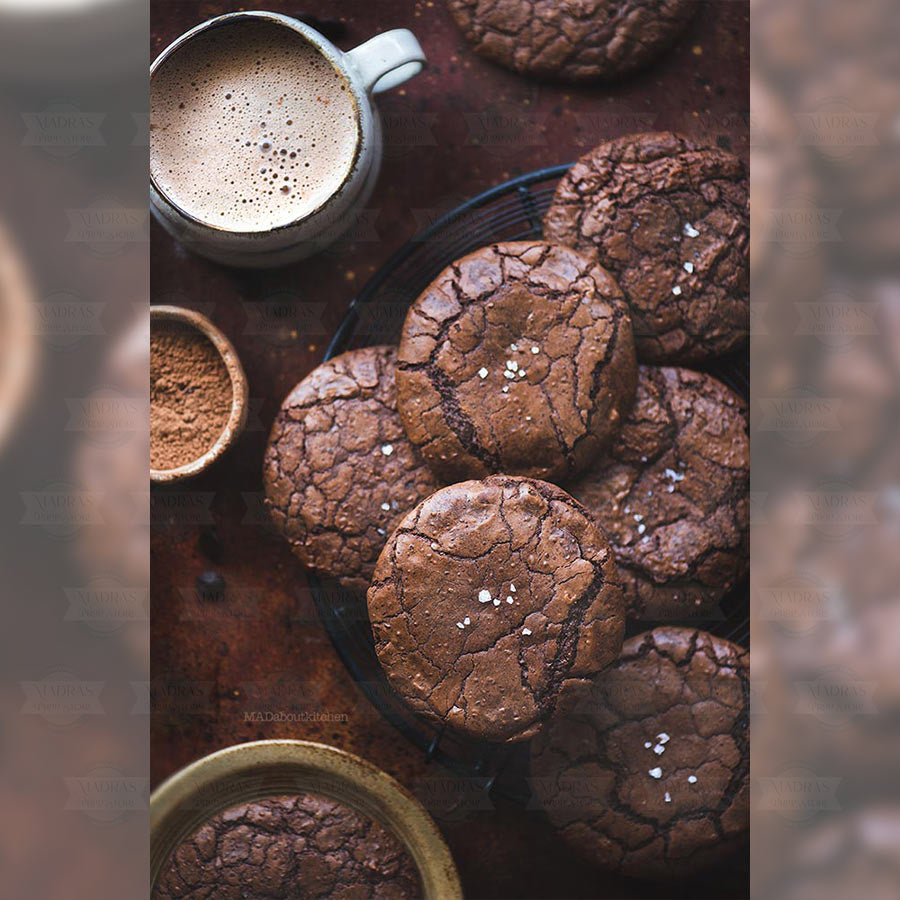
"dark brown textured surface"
396,241,637,483
154,793,422,899
151,0,749,895
445,0,698,83
368,475,625,742
263,346,439,592
571,366,749,620
530,627,749,878
544,131,749,363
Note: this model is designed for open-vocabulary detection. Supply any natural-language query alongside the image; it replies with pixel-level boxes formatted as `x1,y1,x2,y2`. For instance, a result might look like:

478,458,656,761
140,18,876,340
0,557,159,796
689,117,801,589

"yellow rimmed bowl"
150,739,462,898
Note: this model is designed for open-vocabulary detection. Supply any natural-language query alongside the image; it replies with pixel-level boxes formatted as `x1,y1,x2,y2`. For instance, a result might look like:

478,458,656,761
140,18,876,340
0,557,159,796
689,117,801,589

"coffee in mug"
151,19,360,233
149,13,425,267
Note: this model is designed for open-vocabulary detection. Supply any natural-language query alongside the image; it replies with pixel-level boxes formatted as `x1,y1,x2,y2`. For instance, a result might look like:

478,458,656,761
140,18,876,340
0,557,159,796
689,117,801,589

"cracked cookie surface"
367,475,625,743
396,241,637,484
544,132,749,363
264,346,440,593
530,627,749,878
153,793,422,899
570,366,749,621
445,0,698,83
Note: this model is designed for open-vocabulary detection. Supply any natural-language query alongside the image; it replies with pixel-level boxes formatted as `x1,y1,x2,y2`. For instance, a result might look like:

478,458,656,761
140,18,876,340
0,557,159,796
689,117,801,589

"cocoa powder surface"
150,319,232,470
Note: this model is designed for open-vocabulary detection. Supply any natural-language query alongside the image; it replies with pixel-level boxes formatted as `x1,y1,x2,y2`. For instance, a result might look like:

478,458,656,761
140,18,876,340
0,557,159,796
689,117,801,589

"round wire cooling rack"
311,165,750,805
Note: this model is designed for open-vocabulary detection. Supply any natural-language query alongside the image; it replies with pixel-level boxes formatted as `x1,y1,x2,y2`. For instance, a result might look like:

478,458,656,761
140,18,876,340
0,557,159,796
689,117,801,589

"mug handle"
345,29,426,94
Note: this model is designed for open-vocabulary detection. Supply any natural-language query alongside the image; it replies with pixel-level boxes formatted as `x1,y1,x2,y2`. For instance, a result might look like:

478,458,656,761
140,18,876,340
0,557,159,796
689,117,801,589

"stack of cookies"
263,131,749,879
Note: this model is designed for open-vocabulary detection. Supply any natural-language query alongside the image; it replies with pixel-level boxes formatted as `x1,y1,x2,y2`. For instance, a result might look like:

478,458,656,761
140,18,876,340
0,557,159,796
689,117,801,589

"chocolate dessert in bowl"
150,305,248,483
150,740,461,899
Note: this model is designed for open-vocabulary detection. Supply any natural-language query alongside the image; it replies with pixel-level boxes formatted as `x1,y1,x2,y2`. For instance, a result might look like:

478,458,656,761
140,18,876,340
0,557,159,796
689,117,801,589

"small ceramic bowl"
150,305,248,483
150,739,462,898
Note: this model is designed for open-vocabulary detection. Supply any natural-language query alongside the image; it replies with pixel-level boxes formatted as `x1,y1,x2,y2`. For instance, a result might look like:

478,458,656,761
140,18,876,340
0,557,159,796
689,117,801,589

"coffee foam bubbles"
150,21,359,232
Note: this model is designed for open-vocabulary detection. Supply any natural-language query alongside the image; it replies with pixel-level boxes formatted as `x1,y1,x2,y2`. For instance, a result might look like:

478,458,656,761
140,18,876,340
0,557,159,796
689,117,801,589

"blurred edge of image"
0,1,149,899
0,0,898,897
751,0,900,897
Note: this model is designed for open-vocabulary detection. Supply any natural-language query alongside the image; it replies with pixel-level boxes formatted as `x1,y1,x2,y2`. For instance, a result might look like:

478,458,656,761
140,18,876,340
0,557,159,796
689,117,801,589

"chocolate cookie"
445,0,698,83
396,241,637,483
530,627,749,878
570,366,749,621
263,346,439,593
154,793,421,899
367,475,625,743
544,132,749,363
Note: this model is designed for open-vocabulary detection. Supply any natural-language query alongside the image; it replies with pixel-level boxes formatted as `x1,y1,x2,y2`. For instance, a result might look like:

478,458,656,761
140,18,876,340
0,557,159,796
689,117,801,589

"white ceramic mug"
149,12,425,268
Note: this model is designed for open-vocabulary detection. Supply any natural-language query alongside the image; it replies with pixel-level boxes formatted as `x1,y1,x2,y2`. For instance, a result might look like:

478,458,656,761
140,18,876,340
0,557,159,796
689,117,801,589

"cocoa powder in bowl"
150,318,233,471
